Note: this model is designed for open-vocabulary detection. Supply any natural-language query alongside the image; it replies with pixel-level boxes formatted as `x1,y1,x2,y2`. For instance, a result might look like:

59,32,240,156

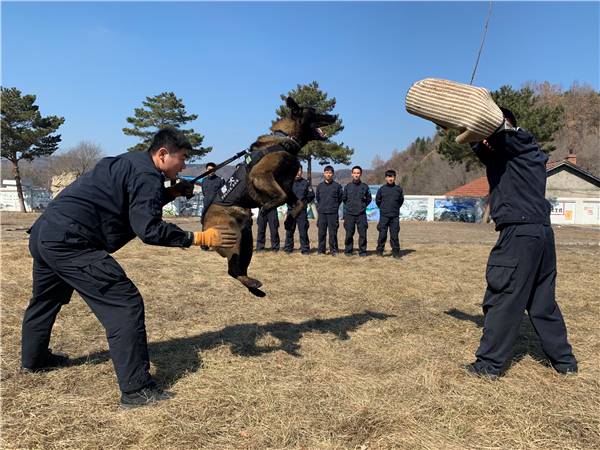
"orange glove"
192,226,236,248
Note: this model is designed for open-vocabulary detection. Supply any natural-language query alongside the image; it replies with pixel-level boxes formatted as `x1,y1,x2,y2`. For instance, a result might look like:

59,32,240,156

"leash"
182,131,301,185
183,149,249,185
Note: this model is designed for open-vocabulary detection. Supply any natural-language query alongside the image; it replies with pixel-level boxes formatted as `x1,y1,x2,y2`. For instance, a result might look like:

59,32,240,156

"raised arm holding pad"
405,78,504,144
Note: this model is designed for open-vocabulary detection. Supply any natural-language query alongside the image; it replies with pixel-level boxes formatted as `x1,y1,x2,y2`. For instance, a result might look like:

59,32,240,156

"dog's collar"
272,130,301,146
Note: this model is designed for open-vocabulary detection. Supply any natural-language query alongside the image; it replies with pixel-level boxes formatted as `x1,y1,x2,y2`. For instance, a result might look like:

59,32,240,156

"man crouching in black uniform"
465,108,578,379
21,128,236,408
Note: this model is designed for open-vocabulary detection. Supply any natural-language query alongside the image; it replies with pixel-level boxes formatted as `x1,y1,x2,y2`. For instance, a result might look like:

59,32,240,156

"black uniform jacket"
376,184,404,217
343,180,372,216
472,128,551,230
288,178,315,208
40,151,193,252
201,175,225,209
316,180,343,214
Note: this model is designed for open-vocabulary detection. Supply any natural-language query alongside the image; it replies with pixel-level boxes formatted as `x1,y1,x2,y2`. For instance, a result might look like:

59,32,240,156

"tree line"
1,83,353,212
3,81,598,212
367,82,600,193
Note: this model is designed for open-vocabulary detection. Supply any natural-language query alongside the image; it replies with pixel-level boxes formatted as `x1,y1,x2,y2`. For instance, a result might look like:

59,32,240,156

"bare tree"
17,142,106,191
17,158,54,189
53,141,105,176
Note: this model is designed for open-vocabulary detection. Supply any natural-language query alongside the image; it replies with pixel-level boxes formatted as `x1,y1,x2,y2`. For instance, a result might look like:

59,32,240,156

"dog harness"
216,135,301,207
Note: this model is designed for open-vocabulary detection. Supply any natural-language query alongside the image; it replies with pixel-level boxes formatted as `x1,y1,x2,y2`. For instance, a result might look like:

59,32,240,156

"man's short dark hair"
351,165,363,173
385,169,396,177
499,107,518,127
148,127,193,154
205,162,217,169
323,165,334,173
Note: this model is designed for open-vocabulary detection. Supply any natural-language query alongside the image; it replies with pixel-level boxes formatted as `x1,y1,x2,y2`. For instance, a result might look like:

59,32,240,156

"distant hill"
365,82,599,195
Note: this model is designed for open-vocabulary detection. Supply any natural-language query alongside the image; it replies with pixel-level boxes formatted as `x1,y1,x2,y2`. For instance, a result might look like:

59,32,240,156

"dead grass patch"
1,213,599,449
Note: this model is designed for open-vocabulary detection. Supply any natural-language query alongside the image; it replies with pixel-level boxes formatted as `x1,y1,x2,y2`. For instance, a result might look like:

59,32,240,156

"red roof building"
445,154,600,198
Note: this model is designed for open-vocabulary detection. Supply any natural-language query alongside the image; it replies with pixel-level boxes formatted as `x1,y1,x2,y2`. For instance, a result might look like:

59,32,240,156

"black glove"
168,180,195,199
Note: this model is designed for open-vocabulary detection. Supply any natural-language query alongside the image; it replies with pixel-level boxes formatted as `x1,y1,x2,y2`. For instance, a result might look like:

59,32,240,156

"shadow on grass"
444,308,552,370
71,310,395,385
347,249,416,257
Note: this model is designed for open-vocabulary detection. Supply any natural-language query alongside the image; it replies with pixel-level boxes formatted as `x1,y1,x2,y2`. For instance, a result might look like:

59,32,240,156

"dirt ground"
1,212,599,449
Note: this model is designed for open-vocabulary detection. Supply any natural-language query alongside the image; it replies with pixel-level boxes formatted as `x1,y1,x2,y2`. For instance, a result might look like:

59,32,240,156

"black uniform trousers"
475,223,577,374
22,218,151,393
256,209,280,250
376,216,400,255
344,214,368,256
317,213,339,254
284,210,310,254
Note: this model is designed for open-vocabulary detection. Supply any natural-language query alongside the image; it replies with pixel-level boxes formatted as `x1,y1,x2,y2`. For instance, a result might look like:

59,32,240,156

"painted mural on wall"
0,185,52,211
434,197,485,223
366,186,379,222
165,182,486,224
399,197,429,221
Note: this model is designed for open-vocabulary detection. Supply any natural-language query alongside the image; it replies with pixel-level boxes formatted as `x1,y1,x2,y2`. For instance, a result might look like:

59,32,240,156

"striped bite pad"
405,78,504,144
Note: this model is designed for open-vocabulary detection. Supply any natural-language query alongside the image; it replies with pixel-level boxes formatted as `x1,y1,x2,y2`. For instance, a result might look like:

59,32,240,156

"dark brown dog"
203,97,337,296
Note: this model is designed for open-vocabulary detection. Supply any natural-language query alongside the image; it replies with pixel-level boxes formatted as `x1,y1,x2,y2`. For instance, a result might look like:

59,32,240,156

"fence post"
427,196,436,222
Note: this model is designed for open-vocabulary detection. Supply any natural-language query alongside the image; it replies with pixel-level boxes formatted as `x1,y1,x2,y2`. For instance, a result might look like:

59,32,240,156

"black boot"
120,381,175,409
462,362,501,380
554,364,578,376
21,349,70,373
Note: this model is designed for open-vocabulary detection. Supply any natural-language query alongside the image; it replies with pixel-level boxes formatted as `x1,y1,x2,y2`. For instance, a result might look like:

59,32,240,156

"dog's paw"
238,276,263,289
248,287,267,298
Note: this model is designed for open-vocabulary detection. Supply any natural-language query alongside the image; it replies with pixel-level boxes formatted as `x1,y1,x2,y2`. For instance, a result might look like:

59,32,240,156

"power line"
470,1,494,85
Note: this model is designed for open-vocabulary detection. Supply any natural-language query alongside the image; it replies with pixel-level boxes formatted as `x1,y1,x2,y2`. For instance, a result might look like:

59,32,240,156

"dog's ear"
286,97,301,116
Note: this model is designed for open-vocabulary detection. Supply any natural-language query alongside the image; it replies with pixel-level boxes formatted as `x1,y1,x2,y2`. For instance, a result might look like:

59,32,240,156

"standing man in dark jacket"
375,169,404,258
343,166,372,257
466,108,577,378
200,162,225,224
284,166,315,255
315,165,343,256
20,128,236,408
256,208,280,252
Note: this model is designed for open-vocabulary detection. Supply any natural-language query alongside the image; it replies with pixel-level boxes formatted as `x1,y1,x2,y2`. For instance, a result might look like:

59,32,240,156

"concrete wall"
546,169,600,198
548,197,600,225
0,190,52,211
0,181,52,211
164,192,600,226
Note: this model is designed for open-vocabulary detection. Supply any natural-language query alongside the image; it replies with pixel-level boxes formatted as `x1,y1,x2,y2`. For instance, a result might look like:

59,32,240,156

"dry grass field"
1,212,599,449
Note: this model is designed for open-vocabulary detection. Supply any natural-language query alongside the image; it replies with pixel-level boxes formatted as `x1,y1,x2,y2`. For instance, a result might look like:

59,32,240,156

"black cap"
499,107,517,127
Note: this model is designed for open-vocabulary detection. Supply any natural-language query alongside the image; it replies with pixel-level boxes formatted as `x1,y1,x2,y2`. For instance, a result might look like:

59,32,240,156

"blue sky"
2,1,599,170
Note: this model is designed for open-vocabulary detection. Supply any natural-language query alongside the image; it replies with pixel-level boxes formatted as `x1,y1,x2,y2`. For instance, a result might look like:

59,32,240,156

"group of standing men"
201,164,405,258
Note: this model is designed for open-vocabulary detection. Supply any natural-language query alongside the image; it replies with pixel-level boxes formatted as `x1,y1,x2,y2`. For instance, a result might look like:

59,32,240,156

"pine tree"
437,85,563,169
275,82,354,182
1,87,64,212
123,92,211,159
